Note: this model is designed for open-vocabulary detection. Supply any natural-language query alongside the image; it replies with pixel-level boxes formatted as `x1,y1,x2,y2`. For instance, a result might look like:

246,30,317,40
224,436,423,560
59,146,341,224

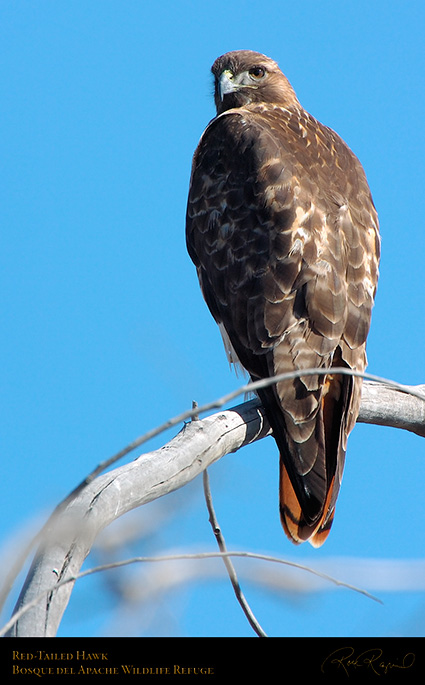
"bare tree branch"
359,381,425,437
203,469,268,637
3,374,425,636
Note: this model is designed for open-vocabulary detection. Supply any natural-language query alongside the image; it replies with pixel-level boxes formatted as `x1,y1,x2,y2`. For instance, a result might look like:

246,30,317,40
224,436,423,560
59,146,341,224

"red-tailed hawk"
186,50,380,546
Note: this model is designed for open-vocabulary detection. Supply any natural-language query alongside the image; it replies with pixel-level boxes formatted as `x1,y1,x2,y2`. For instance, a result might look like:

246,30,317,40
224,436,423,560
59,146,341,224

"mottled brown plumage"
186,50,380,546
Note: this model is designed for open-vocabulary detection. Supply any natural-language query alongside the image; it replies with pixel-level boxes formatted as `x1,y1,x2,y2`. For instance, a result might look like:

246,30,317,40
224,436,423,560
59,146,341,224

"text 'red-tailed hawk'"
186,50,380,546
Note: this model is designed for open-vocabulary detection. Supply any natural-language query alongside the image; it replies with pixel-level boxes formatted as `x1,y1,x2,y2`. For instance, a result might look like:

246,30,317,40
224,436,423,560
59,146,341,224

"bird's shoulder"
196,103,351,162
190,103,373,211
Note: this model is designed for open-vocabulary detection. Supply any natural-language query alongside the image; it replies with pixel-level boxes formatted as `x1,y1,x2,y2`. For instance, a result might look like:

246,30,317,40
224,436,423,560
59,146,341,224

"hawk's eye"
249,66,266,80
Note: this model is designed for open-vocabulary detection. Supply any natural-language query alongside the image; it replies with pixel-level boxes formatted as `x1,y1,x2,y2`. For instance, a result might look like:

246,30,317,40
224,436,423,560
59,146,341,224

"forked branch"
3,373,425,637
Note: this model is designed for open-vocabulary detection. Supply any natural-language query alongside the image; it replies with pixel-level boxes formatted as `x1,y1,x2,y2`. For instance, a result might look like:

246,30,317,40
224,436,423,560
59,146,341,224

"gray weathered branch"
4,379,425,637
358,381,425,437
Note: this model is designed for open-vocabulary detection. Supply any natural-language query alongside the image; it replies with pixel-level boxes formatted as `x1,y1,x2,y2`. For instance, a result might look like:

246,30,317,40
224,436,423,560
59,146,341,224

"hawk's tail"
279,461,337,547
278,370,352,547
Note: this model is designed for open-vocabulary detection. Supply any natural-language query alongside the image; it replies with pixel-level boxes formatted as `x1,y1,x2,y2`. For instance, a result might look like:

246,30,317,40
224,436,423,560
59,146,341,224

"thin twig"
203,469,268,637
0,549,380,637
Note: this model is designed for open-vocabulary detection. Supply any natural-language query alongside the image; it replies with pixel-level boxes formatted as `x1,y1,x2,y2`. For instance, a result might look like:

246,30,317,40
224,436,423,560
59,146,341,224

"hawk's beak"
218,70,237,100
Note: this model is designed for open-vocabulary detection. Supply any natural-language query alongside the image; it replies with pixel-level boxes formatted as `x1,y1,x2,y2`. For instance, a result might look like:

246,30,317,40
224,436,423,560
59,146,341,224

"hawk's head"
212,50,300,115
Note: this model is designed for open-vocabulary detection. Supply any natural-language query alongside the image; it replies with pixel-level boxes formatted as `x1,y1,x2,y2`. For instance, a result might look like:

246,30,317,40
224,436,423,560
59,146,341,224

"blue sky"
1,0,425,638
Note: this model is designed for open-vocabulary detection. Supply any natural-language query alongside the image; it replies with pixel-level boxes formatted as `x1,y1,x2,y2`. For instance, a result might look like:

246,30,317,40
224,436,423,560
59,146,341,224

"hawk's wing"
186,104,380,546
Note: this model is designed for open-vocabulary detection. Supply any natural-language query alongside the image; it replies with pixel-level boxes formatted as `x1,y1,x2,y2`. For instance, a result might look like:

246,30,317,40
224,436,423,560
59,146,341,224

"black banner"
1,637,422,681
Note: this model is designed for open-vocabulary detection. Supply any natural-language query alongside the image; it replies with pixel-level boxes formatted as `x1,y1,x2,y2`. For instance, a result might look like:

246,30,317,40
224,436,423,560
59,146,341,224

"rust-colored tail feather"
279,460,336,547
279,371,350,547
